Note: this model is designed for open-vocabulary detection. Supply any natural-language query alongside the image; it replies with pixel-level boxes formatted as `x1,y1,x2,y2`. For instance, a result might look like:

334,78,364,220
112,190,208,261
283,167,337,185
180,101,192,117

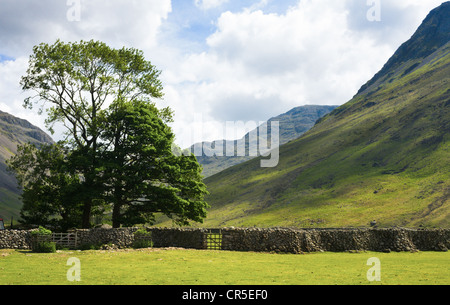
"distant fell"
0,110,53,220
192,105,337,178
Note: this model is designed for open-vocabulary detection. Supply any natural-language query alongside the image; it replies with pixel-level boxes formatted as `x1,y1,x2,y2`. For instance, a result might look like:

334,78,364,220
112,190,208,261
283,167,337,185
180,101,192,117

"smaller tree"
7,143,85,230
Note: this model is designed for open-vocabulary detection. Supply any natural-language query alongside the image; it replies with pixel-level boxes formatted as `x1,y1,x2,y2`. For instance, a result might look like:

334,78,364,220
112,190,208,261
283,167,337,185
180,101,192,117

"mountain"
0,110,53,221
192,105,338,178
358,1,450,95
201,2,450,228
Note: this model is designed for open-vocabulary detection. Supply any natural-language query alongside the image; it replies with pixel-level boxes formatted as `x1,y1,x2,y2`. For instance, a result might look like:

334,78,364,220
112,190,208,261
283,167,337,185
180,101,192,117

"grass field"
0,248,448,285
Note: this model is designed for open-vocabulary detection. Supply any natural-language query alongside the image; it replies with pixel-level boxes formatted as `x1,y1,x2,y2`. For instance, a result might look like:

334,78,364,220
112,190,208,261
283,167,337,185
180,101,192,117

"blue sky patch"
0,54,14,62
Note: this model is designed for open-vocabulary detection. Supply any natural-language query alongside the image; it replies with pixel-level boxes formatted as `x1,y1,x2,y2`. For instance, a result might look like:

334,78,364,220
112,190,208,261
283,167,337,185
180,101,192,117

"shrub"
134,228,152,237
34,241,56,253
30,226,54,252
132,239,154,249
30,226,52,236
133,228,153,249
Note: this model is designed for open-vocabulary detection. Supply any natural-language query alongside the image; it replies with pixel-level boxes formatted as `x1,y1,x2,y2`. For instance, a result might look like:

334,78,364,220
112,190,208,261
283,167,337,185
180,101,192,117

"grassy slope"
199,43,450,229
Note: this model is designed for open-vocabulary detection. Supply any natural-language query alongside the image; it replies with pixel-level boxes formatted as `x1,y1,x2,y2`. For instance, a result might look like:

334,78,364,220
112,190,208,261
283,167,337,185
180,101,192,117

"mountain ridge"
199,2,450,228
358,1,450,95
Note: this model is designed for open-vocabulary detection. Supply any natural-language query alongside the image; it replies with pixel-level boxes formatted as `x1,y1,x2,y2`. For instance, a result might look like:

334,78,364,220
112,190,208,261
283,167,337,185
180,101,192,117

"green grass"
0,248,448,285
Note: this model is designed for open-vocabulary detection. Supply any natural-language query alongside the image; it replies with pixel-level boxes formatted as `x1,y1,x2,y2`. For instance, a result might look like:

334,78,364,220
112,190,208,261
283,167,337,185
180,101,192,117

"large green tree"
21,40,165,228
17,39,209,228
101,99,209,227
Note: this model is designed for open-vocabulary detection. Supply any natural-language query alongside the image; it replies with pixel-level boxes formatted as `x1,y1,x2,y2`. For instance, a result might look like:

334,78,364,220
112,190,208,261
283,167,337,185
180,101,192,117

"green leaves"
21,39,164,145
7,143,84,230
101,99,209,227
14,39,208,229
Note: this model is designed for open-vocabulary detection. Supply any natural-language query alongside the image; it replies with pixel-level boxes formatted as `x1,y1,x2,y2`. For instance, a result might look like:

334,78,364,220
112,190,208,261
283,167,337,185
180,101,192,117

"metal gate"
35,233,79,249
205,229,222,250
51,233,78,248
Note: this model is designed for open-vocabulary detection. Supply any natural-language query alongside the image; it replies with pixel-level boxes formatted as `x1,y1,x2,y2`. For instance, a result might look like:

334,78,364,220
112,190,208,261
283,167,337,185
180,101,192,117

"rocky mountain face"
358,1,450,95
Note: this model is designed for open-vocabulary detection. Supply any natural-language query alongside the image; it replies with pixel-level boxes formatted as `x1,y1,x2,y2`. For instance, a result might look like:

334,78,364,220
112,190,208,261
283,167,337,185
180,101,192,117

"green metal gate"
205,229,223,250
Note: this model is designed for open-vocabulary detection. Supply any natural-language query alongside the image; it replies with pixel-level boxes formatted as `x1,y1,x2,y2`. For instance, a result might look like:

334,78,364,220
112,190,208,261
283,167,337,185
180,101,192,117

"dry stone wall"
74,228,139,249
220,227,450,253
0,227,448,253
0,230,32,249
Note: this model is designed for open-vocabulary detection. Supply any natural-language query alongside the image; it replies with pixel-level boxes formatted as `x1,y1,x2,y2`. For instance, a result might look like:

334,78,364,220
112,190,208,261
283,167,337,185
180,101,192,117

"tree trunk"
82,199,92,229
112,202,122,228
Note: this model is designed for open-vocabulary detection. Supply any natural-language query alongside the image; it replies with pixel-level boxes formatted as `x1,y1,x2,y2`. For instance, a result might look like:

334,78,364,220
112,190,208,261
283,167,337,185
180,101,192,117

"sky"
0,0,447,148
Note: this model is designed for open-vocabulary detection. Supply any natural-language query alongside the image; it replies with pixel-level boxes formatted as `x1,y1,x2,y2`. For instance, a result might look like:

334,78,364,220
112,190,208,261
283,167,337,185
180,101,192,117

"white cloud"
164,0,448,147
0,0,172,140
0,57,48,133
0,0,172,58
165,0,393,146
0,0,447,148
77,0,172,50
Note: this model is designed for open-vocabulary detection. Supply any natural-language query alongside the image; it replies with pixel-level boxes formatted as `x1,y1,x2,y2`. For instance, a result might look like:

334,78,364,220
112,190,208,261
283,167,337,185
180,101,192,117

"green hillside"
200,3,450,229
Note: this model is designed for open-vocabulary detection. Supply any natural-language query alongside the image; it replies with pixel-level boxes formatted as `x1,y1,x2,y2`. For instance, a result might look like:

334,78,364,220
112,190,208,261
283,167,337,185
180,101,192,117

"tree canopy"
9,40,209,229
